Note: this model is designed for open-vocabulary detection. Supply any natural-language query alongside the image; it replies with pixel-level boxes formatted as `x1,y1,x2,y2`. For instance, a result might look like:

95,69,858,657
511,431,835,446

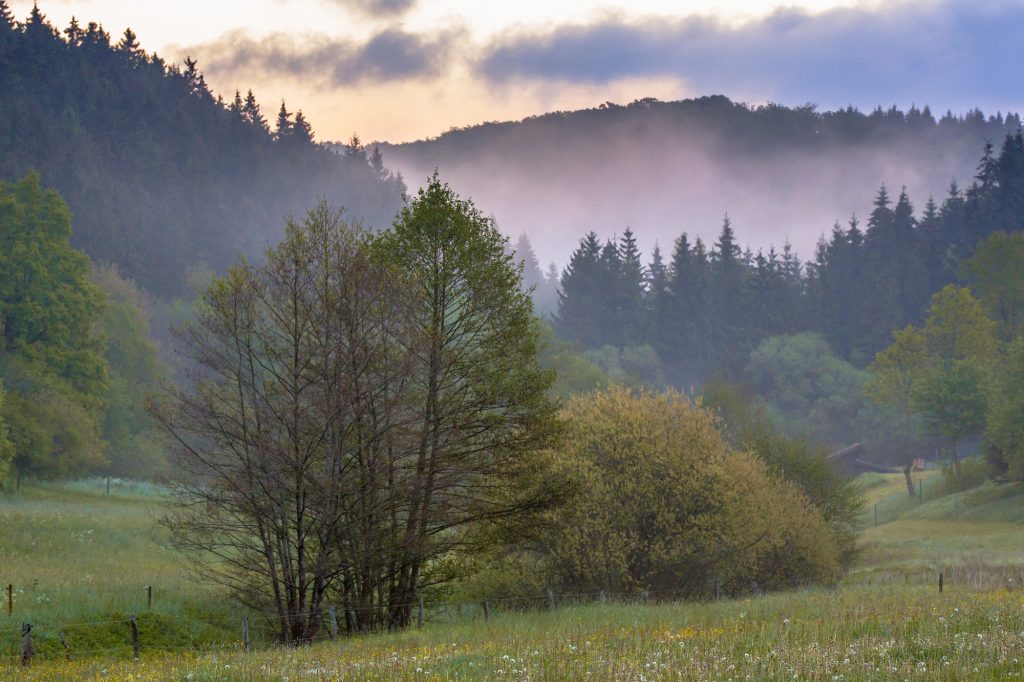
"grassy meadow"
2,473,1024,679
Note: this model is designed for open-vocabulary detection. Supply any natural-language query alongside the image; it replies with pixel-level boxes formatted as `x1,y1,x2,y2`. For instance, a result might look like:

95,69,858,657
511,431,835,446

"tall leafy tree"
376,174,562,626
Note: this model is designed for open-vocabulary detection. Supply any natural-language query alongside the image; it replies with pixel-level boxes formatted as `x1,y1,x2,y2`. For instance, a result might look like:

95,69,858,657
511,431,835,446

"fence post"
939,573,944,593
20,623,33,666
418,597,424,628
599,590,606,604
918,478,923,502
242,615,250,652
874,503,878,526
328,606,338,638
59,632,72,662
7,584,11,617
546,588,555,611
482,600,489,621
715,578,722,600
106,477,111,496
147,585,152,611
130,614,139,661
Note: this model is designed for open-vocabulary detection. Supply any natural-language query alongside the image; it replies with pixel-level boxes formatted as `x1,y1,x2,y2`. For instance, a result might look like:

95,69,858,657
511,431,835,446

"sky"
12,0,1024,143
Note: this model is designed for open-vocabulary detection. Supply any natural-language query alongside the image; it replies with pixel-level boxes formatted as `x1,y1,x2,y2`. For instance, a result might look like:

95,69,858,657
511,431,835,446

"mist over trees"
0,3,404,296
380,95,1021,270
547,130,1024,384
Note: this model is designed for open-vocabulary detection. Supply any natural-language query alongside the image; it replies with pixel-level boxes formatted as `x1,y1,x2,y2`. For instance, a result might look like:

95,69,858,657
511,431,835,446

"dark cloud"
477,0,1024,111
192,27,460,85
327,0,416,19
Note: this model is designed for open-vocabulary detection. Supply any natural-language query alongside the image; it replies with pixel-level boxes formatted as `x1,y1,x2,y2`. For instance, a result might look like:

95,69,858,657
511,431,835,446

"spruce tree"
292,110,314,144
556,232,604,348
242,90,268,132
617,227,644,345
275,101,292,141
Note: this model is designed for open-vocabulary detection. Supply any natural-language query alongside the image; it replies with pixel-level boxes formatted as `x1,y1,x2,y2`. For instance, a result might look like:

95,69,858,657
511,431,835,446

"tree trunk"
903,463,915,497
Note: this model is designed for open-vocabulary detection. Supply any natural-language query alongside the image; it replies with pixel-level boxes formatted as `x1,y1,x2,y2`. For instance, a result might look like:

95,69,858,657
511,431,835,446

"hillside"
0,6,405,296
379,96,1019,267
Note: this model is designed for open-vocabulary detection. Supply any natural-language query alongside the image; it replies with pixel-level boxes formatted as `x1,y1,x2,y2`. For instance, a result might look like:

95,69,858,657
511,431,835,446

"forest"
3,2,1024,672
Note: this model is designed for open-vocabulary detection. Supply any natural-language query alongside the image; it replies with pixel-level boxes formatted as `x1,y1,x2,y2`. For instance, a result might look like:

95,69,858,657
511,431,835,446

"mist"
378,97,1011,268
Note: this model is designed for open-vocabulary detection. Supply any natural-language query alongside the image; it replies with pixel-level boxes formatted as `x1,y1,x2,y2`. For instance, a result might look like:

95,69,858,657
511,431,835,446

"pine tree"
556,232,604,348
292,110,314,145
369,147,386,178
242,90,268,132
63,17,84,46
182,56,209,98
344,133,366,161
515,233,545,290
617,227,644,345
275,101,293,141
0,1,13,28
644,242,668,352
116,28,144,64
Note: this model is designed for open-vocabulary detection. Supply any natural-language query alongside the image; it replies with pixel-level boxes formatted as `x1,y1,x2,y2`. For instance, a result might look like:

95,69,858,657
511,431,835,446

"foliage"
962,231,1024,340
0,359,107,481
0,382,12,480
91,264,167,479
582,344,665,388
745,333,878,447
913,359,988,475
940,456,989,494
534,321,609,402
536,387,839,596
0,174,107,395
0,174,112,482
984,337,1024,479
700,381,863,570
921,285,998,364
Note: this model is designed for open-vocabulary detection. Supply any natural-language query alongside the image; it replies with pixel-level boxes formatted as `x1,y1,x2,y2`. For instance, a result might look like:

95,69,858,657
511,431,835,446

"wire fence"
1,565,1010,667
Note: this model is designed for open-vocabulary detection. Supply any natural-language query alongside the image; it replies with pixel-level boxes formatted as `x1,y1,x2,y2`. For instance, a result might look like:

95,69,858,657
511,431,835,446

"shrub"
535,387,840,597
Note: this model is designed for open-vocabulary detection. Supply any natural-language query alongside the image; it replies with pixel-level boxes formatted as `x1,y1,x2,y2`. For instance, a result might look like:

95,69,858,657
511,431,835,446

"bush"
701,381,863,569
532,387,840,597
942,456,988,493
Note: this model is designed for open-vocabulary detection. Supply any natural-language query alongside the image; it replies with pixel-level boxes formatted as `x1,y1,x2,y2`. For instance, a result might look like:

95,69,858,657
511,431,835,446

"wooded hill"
0,3,405,297
379,95,1021,277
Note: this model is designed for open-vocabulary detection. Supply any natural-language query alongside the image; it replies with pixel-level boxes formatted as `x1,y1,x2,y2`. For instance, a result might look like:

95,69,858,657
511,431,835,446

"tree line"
548,130,1024,384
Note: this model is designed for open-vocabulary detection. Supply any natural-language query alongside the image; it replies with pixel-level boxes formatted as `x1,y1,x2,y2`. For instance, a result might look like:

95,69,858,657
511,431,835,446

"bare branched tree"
152,186,561,640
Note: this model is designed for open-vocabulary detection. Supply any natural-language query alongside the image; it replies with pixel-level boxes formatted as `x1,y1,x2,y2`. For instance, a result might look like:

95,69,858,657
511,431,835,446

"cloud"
189,26,461,86
477,0,1024,111
328,0,416,18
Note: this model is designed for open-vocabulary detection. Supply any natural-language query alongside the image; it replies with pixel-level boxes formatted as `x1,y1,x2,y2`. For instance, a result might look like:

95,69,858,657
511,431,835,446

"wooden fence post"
418,597,424,628
106,477,111,496
7,584,11,617
20,623,33,666
599,590,606,604
874,503,878,526
546,588,555,611
59,632,72,662
939,573,944,593
328,606,338,638
130,614,139,661
482,600,489,621
242,615,250,652
147,585,152,610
